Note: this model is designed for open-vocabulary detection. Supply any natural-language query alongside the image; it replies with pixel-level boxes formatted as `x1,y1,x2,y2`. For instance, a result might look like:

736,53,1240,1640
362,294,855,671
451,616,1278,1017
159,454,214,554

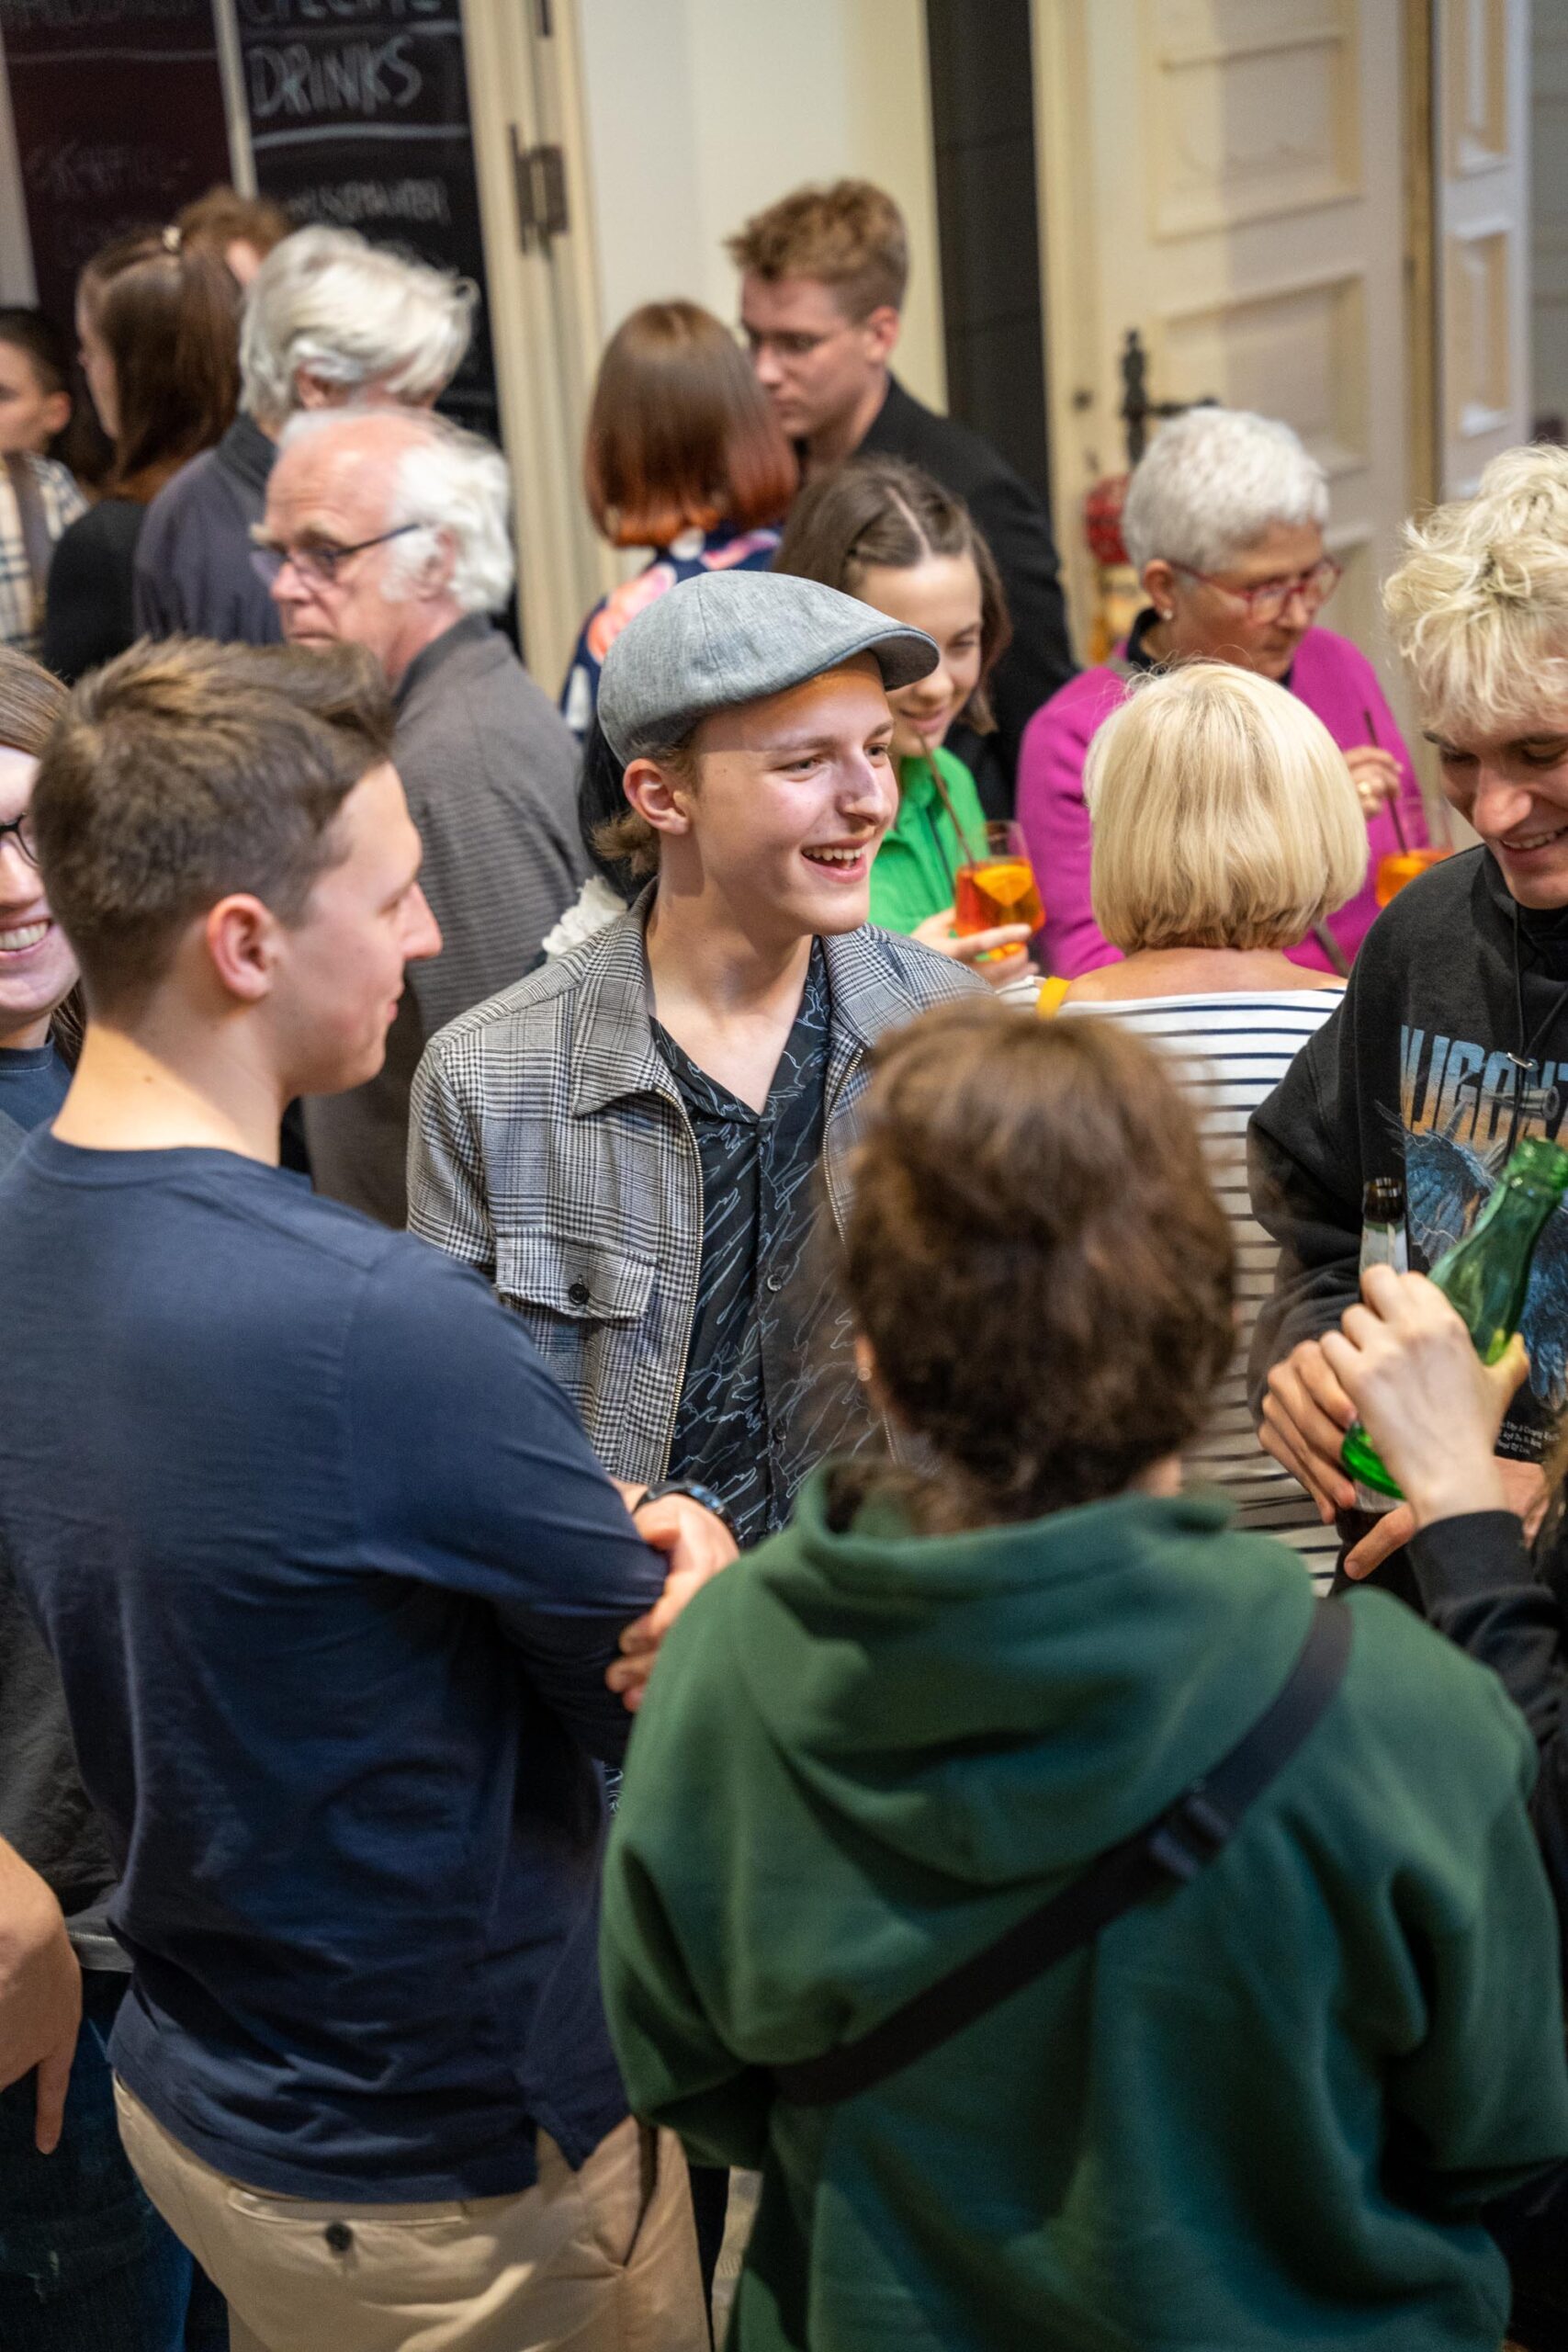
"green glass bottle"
1342,1135,1568,1500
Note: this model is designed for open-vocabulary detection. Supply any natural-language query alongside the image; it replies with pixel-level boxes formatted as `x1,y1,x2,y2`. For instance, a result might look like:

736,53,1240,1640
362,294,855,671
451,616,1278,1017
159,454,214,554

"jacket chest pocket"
493,1232,658,1438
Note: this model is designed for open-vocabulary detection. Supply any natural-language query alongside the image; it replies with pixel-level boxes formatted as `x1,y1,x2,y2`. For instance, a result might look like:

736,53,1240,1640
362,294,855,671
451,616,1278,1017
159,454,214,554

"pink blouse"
1016,624,1428,978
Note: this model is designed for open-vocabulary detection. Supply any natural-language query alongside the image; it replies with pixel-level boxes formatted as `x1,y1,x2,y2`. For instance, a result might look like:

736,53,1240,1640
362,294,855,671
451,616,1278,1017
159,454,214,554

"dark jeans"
0,1969,226,2350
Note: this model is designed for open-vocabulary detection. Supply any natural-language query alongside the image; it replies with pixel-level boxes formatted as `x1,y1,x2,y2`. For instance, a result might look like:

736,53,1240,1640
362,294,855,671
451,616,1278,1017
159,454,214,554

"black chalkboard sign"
2,0,233,331
234,0,501,448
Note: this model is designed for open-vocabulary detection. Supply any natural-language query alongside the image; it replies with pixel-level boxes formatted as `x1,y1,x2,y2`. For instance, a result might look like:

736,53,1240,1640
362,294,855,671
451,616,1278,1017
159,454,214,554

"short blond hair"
726,180,907,318
1085,664,1367,954
1383,443,1568,736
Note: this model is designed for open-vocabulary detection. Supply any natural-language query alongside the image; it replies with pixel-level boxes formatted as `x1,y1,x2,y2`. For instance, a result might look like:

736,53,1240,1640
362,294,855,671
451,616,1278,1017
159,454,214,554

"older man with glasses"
134,227,476,650
1017,402,1427,981
258,403,582,1225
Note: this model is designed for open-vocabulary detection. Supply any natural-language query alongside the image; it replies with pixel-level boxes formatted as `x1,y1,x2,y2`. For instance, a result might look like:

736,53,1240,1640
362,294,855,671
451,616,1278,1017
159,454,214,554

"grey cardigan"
407,904,980,1485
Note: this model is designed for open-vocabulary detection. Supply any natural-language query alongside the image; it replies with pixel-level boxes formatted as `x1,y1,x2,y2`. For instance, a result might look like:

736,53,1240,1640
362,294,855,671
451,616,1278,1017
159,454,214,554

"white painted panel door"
463,0,614,696
1036,0,1407,686
1436,0,1532,495
1534,0,1568,435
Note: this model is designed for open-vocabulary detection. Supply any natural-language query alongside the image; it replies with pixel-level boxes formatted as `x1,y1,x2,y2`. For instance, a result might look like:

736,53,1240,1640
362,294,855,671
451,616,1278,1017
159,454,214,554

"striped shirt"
1065,989,1346,1587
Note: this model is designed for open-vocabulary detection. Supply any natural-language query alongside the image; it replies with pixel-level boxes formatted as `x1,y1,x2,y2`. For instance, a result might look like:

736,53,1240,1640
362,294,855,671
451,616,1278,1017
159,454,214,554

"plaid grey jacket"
1,456,85,657
407,906,980,1484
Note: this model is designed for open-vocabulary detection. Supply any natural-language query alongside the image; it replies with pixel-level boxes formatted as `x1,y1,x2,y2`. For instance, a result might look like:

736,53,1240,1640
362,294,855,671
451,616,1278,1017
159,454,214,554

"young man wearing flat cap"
409,568,981,1547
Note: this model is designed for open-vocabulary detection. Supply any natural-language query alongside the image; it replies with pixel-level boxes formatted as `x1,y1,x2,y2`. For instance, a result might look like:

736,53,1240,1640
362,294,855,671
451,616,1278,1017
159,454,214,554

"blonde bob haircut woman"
1383,441,1568,737
1084,662,1367,954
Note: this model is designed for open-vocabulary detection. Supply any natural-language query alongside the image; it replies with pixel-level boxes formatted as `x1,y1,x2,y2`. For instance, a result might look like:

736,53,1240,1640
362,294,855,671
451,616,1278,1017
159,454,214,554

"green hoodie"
602,1478,1568,2352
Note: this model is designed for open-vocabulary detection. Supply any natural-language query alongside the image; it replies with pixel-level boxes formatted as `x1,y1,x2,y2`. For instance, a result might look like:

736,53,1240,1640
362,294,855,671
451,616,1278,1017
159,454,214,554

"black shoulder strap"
774,1597,1352,2109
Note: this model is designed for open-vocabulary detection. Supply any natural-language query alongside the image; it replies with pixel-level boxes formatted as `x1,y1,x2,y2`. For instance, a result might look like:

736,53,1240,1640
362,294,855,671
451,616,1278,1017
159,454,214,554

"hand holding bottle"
1322,1265,1527,1532
1258,1335,1359,1521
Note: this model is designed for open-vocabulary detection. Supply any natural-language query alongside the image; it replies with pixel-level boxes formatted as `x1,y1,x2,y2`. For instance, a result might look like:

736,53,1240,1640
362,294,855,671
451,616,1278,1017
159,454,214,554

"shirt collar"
568,896,926,1114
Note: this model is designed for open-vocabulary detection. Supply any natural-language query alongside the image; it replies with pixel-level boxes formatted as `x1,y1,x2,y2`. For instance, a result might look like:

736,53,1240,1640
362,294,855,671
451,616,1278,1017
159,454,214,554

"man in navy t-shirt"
0,637,726,2352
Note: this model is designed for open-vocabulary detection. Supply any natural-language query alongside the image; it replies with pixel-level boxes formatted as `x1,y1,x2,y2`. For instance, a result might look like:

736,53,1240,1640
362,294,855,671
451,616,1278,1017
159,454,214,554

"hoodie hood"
722,1471,1315,1893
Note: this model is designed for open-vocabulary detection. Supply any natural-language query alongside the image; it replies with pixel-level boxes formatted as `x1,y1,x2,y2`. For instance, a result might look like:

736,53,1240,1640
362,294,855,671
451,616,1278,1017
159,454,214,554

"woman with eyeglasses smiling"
1018,405,1427,979
0,650,78,1139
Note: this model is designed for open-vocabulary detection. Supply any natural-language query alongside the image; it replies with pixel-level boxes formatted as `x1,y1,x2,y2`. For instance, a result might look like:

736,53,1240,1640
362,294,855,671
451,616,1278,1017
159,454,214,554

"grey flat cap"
597,569,938,762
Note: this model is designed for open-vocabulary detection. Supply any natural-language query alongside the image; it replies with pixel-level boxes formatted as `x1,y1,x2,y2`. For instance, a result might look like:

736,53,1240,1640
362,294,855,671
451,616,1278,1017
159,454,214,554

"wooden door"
1035,0,1412,691
463,0,612,694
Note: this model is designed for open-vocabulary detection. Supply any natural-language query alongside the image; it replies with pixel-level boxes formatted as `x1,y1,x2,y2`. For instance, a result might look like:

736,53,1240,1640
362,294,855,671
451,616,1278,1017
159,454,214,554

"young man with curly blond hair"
1251,443,1568,1590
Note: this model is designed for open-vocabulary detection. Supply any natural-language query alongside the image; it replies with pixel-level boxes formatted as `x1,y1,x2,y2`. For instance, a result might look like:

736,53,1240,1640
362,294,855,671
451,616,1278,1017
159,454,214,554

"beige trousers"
113,2081,709,2352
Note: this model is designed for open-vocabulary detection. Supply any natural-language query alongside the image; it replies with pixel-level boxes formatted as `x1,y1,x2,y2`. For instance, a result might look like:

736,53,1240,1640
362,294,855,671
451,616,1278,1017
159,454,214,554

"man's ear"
412,526,456,603
40,390,72,441
203,894,282,1004
863,304,901,367
623,755,695,842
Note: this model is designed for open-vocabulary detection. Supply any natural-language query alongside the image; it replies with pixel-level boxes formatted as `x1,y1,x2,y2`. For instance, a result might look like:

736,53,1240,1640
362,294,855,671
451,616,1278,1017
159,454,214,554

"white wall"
575,0,945,410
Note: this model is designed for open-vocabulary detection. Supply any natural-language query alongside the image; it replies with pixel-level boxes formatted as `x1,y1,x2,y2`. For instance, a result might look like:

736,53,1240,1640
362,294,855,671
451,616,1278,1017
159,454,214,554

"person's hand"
1337,1456,1546,1580
1321,1262,1529,1522
606,1494,739,1713
910,909,1036,992
1259,1333,1359,1521
0,1841,81,2154
1342,744,1404,819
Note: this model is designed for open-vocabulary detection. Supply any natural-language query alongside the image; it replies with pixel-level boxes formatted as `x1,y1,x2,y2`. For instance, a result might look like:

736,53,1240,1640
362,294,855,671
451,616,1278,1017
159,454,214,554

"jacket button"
324,2221,354,2254
568,1279,591,1306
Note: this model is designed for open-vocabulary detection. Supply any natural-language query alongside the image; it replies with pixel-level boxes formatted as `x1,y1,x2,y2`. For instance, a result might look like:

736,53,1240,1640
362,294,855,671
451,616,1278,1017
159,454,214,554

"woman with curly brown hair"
602,998,1568,2352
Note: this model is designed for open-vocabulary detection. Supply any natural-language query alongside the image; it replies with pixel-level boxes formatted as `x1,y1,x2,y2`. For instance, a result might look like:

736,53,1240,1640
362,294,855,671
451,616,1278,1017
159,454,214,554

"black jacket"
858,374,1075,808
1406,1510,1568,1968
41,497,143,683
1248,844,1568,1474
133,413,281,647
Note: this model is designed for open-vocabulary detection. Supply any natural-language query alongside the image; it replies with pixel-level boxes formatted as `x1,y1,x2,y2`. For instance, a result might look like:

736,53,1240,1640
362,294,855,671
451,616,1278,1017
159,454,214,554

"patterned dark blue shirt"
653,944,871,1545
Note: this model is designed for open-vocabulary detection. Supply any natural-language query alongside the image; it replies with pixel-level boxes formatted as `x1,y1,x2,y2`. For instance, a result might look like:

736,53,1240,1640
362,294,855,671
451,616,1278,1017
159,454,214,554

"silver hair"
1120,406,1329,575
241,226,476,426
278,408,515,615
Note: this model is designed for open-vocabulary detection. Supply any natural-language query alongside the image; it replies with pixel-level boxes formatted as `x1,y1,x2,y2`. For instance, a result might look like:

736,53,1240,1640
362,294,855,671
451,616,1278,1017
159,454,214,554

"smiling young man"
1249,443,1568,1594
729,180,1073,808
409,568,982,1550
0,637,729,2352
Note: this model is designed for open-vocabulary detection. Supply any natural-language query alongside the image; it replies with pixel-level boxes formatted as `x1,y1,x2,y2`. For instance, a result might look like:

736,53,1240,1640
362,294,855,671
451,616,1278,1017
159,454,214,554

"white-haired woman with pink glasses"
1018,405,1427,978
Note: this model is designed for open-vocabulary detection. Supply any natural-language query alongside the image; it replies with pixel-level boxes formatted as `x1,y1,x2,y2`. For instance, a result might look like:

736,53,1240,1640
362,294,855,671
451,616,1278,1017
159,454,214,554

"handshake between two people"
1260,1264,1544,1581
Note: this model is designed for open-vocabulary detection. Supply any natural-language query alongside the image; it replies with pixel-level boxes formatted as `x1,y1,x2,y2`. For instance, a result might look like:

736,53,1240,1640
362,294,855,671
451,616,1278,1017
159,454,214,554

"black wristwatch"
635,1479,739,1543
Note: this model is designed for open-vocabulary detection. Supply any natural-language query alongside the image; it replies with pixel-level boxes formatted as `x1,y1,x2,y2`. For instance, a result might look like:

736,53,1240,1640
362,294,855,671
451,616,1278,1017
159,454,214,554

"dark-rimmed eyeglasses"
1169,556,1342,625
249,522,423,592
0,811,37,867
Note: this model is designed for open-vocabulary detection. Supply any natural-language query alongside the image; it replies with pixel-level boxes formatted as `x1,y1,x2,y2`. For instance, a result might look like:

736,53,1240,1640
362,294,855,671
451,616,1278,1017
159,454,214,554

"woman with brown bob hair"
603,998,1568,2352
560,300,796,735
42,225,239,682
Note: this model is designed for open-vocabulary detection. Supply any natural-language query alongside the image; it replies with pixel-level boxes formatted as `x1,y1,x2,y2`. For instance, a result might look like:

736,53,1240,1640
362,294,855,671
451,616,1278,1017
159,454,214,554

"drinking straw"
1364,706,1408,853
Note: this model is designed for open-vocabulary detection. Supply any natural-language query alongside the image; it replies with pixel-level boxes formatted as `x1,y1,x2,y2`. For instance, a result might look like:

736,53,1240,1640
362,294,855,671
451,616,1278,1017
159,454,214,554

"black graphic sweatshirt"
1248,843,1568,1466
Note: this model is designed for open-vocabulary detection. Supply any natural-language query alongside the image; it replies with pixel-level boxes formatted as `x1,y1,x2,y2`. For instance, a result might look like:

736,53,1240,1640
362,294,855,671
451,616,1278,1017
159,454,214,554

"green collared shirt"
867,746,990,934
